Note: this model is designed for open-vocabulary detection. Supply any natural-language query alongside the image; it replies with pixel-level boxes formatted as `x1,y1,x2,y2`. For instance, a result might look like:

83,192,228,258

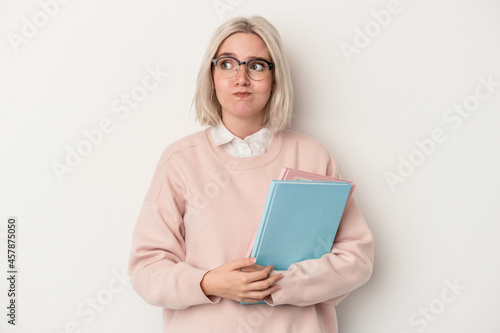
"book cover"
250,180,351,271
245,168,355,258
279,167,356,200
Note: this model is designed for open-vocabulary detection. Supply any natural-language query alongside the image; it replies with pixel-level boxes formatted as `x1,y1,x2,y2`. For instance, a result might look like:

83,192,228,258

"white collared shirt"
210,122,272,157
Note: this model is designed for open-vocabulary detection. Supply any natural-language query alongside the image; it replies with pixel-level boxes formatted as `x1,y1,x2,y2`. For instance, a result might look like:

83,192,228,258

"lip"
234,92,252,97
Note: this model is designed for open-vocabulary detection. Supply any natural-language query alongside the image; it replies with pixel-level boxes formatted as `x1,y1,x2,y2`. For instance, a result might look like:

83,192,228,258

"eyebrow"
216,52,272,63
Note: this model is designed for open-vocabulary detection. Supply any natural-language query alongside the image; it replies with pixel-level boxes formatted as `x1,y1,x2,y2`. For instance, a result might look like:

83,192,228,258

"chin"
233,109,265,119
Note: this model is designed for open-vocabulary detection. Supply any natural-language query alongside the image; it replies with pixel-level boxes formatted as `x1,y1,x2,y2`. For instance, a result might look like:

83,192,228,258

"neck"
222,115,264,139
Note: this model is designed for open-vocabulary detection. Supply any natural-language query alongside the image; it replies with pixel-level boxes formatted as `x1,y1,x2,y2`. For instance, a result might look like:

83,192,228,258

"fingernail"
250,257,256,263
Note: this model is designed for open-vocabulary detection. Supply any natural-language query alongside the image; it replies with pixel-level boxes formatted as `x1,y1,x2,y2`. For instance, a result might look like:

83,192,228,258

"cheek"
213,79,228,100
213,75,229,92
260,77,274,93
214,86,234,111
255,80,274,98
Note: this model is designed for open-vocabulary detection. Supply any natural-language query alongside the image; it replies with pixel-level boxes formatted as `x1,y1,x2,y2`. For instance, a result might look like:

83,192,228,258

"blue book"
250,180,352,271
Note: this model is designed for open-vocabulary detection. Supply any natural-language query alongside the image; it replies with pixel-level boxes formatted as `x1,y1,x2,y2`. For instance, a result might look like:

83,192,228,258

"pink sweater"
129,128,374,333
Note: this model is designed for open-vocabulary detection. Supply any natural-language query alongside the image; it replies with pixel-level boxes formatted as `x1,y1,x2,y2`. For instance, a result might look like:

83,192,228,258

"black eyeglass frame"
211,56,275,80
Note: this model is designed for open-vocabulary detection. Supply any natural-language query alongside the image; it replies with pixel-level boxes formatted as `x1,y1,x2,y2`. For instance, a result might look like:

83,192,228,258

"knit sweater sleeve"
128,151,219,310
265,156,374,307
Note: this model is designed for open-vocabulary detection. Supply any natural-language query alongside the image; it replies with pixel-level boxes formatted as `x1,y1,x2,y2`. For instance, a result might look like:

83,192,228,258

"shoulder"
144,130,207,202
279,130,338,176
156,130,207,166
280,129,332,155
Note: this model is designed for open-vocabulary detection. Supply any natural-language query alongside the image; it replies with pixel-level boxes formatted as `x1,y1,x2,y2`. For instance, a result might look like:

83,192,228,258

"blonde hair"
193,16,293,132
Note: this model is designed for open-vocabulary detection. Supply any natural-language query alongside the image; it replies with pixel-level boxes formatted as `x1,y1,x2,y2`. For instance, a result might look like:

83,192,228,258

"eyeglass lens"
215,58,271,81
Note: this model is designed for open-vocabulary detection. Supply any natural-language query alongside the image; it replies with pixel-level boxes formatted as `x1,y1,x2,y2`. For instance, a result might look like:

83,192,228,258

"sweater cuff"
177,264,221,307
263,270,292,306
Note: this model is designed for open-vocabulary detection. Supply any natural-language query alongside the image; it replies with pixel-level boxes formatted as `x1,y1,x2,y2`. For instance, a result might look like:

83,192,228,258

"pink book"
278,167,355,200
245,167,355,258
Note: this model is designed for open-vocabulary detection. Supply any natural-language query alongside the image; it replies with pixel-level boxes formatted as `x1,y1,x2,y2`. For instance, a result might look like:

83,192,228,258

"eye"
249,61,267,71
219,59,235,70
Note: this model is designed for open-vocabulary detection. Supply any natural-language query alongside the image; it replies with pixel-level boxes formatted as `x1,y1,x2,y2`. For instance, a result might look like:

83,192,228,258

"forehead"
216,33,271,60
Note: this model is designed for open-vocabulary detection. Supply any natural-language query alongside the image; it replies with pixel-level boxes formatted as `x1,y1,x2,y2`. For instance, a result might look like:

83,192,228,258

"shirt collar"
210,121,236,146
210,122,272,147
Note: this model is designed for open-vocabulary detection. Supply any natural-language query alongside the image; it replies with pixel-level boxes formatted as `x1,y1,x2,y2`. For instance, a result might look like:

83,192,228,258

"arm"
128,155,214,310
129,154,283,309
129,200,215,310
130,201,283,308
265,158,374,307
200,259,283,304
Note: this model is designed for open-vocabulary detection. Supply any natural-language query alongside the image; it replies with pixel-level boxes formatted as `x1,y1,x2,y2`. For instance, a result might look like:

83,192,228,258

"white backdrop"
1,0,499,332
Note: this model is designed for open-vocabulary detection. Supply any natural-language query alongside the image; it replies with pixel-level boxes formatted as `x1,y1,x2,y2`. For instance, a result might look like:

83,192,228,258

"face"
212,33,274,128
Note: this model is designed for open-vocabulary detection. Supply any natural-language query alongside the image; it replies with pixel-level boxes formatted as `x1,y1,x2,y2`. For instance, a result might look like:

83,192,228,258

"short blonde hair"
193,16,293,132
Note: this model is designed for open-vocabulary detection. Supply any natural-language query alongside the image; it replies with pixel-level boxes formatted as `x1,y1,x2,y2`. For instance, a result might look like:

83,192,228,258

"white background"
1,0,500,332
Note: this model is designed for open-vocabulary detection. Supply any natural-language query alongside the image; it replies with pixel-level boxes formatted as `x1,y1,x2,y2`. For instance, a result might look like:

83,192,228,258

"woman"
129,15,373,332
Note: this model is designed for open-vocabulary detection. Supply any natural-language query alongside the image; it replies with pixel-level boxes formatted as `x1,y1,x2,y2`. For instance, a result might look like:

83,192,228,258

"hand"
200,258,283,304
239,263,266,273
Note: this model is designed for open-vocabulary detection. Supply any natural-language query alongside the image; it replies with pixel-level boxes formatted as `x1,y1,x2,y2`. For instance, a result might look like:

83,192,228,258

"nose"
235,64,250,85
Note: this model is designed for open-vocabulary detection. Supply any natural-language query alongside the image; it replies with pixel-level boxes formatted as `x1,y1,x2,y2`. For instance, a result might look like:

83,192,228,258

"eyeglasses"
211,56,275,81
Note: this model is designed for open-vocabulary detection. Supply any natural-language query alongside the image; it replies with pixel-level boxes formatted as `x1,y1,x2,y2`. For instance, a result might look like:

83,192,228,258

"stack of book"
247,167,355,271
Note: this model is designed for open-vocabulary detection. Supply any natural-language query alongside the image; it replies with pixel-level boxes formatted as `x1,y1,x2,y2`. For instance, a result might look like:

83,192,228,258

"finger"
264,264,275,274
226,257,257,271
240,264,266,273
250,273,283,291
245,284,281,301
244,265,275,282
252,264,267,270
